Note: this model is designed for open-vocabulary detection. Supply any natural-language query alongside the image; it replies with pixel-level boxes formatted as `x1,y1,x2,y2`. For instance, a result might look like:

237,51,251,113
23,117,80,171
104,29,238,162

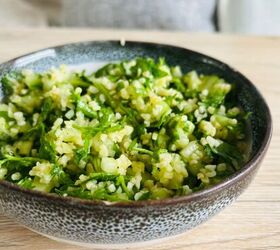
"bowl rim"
0,40,273,208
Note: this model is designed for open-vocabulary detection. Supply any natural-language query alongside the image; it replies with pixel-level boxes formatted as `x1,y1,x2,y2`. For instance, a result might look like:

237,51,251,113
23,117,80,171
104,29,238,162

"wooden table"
0,28,279,250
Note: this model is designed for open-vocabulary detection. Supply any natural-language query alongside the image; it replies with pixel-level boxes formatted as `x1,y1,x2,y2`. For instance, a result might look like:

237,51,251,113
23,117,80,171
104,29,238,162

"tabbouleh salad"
0,58,249,201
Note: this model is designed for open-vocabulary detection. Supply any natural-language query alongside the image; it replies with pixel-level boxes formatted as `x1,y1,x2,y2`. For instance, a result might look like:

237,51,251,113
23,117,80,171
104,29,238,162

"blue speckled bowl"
0,41,272,247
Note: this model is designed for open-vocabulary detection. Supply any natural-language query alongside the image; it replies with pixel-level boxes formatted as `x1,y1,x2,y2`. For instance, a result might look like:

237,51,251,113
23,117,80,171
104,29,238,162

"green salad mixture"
0,58,249,201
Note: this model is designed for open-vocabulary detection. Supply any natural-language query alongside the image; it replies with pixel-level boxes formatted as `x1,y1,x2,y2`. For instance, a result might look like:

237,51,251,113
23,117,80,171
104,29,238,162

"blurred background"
0,0,279,35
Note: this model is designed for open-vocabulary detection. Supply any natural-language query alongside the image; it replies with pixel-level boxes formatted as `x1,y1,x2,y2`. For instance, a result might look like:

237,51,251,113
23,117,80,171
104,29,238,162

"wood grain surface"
0,28,279,250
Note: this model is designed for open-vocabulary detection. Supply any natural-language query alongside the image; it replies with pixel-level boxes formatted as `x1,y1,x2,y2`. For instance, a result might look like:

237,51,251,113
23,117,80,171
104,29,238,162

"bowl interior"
0,40,271,177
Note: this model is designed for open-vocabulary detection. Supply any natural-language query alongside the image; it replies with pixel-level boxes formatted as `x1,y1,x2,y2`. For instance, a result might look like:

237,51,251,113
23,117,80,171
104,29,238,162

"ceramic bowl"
0,41,272,247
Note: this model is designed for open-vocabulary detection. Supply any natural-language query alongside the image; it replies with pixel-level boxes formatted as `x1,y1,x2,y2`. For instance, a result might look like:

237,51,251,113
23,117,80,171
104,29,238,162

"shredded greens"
0,58,249,201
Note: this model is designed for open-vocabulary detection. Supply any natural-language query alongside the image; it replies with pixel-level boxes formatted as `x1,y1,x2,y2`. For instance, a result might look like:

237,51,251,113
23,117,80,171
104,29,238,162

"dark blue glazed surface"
0,41,272,245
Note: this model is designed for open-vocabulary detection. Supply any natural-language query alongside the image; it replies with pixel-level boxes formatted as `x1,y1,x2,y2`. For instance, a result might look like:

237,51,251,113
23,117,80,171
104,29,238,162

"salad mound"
0,58,248,201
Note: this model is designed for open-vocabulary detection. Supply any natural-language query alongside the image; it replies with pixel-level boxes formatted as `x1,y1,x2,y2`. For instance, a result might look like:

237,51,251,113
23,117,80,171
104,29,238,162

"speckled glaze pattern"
0,169,257,244
0,41,272,245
